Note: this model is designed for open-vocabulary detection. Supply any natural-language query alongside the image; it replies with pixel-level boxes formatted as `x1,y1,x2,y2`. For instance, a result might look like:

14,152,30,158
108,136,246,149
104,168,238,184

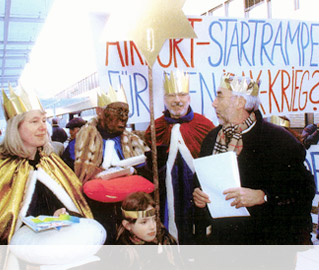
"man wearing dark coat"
301,123,319,149
62,117,87,170
51,118,68,144
145,70,214,244
193,73,315,245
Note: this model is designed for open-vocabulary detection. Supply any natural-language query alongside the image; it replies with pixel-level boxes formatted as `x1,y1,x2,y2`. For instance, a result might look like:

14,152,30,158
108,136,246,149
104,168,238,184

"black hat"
66,117,87,129
52,118,58,125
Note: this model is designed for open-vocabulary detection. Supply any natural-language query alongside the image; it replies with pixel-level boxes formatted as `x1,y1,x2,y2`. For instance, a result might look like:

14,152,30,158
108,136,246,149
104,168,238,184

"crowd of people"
0,71,317,251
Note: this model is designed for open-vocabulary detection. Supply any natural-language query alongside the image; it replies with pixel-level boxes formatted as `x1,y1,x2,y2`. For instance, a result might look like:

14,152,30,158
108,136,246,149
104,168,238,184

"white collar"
242,121,256,134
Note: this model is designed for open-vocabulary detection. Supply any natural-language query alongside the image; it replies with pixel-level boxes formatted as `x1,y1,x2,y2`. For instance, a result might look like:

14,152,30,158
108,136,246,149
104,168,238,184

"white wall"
211,5,225,16
183,0,225,15
291,0,319,21
272,0,297,19
227,0,245,18
215,0,319,21
247,0,269,18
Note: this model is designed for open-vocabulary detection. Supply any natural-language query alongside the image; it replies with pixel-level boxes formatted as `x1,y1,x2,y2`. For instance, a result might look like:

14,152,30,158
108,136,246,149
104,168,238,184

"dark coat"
302,124,319,149
61,139,76,170
195,111,315,244
51,125,68,143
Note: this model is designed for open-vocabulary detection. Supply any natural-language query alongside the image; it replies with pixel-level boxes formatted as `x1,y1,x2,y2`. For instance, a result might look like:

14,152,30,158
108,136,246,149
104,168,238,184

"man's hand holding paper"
193,152,250,218
223,187,266,209
193,188,211,208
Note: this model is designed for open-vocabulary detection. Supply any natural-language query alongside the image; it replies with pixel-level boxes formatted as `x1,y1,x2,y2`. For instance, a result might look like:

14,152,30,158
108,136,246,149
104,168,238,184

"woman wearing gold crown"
0,87,93,244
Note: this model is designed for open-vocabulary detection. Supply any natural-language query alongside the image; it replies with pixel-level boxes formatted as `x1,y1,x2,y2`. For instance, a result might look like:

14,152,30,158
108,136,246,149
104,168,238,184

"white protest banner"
91,15,319,124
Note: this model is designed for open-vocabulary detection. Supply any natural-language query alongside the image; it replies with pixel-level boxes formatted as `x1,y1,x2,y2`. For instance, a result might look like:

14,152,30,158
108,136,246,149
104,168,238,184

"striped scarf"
213,112,256,156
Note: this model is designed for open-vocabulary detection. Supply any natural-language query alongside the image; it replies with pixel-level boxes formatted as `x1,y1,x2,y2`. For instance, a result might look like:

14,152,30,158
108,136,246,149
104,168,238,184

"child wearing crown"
109,192,183,269
116,191,176,245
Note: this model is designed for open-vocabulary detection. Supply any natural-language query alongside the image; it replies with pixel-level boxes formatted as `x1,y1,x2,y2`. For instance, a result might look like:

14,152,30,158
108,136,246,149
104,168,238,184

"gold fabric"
0,150,92,243
74,118,150,182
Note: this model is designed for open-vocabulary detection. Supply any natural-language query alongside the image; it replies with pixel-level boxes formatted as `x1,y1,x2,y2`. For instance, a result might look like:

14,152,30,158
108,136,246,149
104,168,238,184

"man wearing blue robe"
145,71,214,244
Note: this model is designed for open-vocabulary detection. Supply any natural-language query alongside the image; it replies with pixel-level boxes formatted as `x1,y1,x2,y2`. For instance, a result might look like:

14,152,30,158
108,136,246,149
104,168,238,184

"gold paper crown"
1,85,43,121
163,70,189,95
220,73,260,96
121,207,156,219
270,115,290,128
97,85,128,108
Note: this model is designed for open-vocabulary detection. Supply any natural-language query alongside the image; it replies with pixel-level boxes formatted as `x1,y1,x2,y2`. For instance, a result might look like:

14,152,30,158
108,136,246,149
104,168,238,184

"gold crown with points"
270,115,290,128
1,85,43,121
97,85,128,108
220,73,260,96
164,70,189,95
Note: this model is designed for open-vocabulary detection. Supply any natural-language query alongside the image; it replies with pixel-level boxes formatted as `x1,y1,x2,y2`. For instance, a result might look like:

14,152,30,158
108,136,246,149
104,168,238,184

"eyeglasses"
105,107,129,117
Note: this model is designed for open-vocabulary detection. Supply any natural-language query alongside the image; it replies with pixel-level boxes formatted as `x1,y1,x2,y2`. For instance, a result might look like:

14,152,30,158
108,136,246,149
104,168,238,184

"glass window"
245,0,264,10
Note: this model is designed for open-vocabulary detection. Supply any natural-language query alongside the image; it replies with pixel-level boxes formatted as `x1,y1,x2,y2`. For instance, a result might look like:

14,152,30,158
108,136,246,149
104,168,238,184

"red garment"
145,113,215,158
83,175,154,202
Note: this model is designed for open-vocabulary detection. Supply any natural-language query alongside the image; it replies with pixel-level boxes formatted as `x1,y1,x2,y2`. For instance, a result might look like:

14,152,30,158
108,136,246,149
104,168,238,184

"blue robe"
145,108,214,244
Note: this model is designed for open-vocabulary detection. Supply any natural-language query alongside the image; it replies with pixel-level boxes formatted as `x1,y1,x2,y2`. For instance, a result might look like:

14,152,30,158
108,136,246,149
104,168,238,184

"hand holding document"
193,151,250,218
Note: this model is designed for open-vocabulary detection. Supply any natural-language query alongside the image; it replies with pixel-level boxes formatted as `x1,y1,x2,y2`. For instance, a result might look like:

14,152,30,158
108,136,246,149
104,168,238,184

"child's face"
129,206,157,242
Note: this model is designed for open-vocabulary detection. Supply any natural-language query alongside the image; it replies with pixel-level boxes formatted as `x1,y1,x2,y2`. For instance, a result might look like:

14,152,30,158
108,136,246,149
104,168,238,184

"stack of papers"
193,151,250,218
96,166,134,180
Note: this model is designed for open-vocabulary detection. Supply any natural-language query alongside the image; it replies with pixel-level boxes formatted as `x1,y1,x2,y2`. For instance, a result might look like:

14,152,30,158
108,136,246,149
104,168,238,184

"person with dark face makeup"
69,86,149,183
72,86,150,244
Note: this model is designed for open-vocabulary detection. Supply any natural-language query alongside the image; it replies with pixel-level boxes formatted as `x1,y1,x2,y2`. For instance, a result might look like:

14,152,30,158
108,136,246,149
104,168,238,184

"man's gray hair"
232,92,261,112
225,74,261,112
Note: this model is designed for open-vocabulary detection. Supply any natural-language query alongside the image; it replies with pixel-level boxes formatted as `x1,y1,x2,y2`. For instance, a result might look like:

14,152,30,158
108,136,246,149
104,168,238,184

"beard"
167,101,190,118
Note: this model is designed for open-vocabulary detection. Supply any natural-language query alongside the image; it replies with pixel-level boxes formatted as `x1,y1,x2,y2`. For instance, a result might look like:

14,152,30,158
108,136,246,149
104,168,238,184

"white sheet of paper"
193,151,250,218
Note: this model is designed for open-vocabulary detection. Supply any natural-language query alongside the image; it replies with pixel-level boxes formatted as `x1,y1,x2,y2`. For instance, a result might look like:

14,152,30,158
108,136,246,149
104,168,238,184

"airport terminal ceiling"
0,0,55,91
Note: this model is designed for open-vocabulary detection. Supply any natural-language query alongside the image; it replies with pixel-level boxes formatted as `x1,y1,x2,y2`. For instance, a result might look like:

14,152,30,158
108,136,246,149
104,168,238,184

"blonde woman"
0,90,93,244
